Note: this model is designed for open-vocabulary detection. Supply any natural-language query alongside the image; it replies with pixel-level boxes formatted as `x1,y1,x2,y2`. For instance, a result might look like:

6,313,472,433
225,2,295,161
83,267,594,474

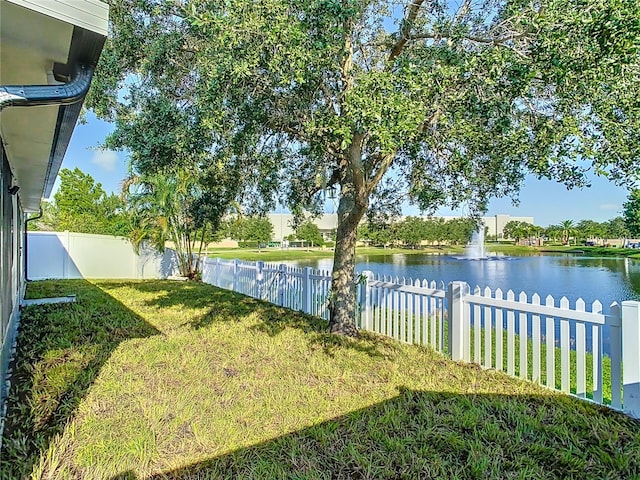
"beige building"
268,213,338,241
267,213,534,241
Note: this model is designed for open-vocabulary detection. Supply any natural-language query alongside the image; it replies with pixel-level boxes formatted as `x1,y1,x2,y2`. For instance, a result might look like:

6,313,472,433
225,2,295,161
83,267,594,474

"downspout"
0,63,94,110
23,208,43,282
1,62,94,275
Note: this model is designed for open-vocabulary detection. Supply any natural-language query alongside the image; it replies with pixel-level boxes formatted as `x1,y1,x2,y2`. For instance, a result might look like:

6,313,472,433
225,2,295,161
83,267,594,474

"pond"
284,253,640,308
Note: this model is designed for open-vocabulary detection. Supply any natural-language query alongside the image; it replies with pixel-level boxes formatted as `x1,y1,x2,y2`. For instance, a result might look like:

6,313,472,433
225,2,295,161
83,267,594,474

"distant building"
267,213,534,241
268,213,338,241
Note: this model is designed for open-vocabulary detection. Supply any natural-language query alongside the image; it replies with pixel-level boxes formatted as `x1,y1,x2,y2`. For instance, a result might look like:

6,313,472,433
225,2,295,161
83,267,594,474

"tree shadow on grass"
306,331,401,360
102,280,264,326
116,280,399,359
111,387,640,480
0,279,160,480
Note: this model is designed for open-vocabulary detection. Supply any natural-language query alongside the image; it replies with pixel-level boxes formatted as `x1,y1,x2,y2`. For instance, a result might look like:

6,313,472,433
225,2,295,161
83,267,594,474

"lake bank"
208,244,640,262
207,246,465,262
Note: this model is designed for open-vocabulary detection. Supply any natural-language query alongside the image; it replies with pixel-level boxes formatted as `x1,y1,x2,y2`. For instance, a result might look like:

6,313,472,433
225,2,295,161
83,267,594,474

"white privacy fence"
203,257,640,419
27,231,179,280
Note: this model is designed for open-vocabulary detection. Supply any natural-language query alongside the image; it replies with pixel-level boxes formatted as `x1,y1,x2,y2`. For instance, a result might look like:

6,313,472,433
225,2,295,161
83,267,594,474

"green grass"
368,307,615,403
485,244,544,255
2,280,639,479
487,243,640,259
212,244,640,262
207,247,335,261
207,246,462,262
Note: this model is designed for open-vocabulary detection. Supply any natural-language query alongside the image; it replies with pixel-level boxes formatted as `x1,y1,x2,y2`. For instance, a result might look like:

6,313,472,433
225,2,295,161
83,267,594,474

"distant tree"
52,168,129,236
623,190,640,237
360,220,397,247
296,222,324,246
397,217,425,249
576,220,604,244
528,225,544,244
214,204,245,242
503,221,533,242
55,168,105,216
559,220,576,245
295,222,324,248
356,222,372,244
446,218,477,246
544,225,563,244
430,218,449,246
238,217,274,250
605,217,630,241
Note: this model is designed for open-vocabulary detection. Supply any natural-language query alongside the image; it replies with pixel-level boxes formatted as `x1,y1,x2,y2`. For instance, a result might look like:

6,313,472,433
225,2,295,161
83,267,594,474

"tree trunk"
328,186,367,336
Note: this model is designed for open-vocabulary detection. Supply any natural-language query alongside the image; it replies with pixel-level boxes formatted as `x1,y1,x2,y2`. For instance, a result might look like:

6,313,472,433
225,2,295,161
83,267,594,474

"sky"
54,112,633,228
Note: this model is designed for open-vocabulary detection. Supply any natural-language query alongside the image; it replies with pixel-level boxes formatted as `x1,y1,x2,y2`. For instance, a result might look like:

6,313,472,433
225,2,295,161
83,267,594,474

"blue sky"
55,113,632,227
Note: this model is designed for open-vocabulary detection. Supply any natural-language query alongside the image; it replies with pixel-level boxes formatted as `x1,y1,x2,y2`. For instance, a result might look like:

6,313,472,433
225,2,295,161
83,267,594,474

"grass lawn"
2,280,639,479
211,245,640,262
487,244,640,259
206,245,462,262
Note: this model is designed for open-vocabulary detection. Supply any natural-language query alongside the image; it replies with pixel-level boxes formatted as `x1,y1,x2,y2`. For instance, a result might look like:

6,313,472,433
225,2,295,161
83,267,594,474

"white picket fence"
202,257,640,419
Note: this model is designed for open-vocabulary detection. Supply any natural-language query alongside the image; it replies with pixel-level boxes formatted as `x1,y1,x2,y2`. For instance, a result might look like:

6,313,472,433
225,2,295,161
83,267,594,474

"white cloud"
91,150,118,172
599,203,619,211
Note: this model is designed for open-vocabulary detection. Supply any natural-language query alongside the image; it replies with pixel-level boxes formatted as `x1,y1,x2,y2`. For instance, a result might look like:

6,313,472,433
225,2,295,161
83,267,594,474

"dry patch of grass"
2,280,639,479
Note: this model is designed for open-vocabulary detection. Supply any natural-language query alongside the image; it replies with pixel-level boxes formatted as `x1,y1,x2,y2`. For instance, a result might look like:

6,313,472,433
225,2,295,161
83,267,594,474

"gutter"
0,63,94,111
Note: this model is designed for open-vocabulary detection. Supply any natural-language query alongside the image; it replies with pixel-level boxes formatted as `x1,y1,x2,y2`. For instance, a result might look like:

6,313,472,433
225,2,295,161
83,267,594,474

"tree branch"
388,0,426,62
341,21,355,97
418,105,442,134
407,31,526,46
349,133,367,206
366,153,395,197
319,81,338,115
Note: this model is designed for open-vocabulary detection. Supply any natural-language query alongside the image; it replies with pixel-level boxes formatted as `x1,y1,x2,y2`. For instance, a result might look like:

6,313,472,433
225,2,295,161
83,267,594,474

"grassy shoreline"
3,279,639,479
207,244,640,262
486,244,640,258
207,245,464,262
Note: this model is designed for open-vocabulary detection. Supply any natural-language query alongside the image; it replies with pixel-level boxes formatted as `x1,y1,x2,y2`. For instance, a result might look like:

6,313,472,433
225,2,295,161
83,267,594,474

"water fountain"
448,227,508,261
466,228,487,259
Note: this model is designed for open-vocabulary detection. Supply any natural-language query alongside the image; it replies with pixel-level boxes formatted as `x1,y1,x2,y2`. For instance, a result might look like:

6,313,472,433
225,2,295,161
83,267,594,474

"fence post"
256,261,264,300
302,267,312,314
622,300,640,419
448,281,466,361
214,258,220,287
359,270,374,331
232,259,239,292
278,264,287,307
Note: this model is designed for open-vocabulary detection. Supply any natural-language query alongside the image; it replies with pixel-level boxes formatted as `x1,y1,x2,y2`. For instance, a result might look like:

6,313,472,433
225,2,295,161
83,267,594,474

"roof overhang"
0,0,108,212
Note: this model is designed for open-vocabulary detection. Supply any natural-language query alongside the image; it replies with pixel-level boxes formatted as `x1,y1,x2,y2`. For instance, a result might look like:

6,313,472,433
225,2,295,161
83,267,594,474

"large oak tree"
92,0,640,335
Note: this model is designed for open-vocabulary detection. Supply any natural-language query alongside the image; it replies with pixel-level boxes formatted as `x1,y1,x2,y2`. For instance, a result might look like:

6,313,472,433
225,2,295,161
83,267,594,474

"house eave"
0,0,108,212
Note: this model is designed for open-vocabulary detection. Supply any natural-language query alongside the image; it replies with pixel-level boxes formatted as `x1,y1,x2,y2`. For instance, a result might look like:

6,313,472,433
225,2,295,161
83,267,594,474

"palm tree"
559,220,575,246
124,172,208,279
